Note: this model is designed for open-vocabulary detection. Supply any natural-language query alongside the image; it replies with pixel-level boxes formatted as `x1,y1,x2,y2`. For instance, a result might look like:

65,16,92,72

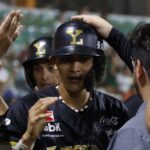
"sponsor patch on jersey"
45,111,55,122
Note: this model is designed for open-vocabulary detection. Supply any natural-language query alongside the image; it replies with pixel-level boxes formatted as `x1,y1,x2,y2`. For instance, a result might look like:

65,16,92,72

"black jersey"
0,114,7,141
3,86,129,150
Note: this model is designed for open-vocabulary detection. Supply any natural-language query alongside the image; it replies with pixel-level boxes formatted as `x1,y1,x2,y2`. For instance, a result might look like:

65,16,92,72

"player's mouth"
40,83,54,88
68,76,83,84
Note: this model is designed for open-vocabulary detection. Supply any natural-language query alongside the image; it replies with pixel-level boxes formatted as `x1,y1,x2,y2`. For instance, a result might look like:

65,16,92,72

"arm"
0,10,23,123
0,96,57,150
0,96,8,116
20,97,57,148
71,15,134,71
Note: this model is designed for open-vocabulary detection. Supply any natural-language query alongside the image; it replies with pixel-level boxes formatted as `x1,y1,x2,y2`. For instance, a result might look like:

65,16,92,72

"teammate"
2,20,129,150
71,15,150,149
22,36,59,90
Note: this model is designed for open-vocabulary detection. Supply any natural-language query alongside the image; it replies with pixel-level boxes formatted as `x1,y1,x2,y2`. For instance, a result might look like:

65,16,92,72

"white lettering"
44,123,61,132
99,116,118,126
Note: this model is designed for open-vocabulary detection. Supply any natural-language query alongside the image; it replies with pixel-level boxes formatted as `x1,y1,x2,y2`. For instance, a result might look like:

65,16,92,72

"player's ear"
135,59,146,86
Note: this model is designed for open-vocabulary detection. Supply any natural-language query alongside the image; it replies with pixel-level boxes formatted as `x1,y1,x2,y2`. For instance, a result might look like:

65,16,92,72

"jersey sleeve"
106,28,134,72
5,101,27,141
0,94,34,148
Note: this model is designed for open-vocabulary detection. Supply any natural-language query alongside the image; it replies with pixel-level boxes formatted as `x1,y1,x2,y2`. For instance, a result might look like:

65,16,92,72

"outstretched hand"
0,10,23,58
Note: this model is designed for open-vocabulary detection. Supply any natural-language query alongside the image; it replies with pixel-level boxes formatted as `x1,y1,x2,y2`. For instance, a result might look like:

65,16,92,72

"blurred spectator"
115,65,134,100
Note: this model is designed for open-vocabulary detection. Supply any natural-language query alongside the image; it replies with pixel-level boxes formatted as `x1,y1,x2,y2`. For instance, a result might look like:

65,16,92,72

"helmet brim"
22,55,50,67
51,45,103,57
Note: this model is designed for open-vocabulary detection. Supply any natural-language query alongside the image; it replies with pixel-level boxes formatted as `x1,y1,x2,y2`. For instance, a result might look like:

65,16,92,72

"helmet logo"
97,41,104,50
34,42,46,56
66,29,83,45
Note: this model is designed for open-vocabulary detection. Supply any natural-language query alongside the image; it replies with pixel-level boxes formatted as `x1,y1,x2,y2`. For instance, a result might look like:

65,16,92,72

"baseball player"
2,21,129,150
22,36,59,91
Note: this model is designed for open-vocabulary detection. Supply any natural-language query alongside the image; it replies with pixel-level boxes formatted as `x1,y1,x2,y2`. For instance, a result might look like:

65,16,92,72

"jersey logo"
45,111,55,122
33,41,46,56
66,29,83,45
99,116,119,126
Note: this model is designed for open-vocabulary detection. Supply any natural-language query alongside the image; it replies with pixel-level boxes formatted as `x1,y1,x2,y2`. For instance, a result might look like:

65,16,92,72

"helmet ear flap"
24,66,36,88
84,54,106,91
84,69,95,92
94,55,107,87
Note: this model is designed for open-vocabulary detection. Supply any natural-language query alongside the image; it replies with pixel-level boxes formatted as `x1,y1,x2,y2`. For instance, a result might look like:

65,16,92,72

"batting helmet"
52,21,106,91
22,36,53,88
52,20,104,56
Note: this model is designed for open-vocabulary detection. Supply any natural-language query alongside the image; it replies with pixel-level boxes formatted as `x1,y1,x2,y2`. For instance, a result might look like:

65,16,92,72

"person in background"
22,36,59,91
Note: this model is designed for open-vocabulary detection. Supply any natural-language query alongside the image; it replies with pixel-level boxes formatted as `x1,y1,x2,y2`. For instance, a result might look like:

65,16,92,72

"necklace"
58,95,92,113
56,86,92,113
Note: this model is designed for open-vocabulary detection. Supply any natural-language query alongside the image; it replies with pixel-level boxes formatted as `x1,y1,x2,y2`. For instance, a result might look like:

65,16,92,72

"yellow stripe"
0,141,17,146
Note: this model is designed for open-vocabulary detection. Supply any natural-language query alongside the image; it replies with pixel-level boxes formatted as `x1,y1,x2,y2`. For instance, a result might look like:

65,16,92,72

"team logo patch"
45,111,55,122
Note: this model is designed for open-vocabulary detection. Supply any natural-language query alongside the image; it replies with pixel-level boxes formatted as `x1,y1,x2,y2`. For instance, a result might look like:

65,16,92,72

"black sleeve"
0,114,6,126
106,28,134,72
5,101,28,140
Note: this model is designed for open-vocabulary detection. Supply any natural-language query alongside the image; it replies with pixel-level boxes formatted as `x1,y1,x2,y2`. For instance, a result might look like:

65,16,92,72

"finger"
0,10,16,32
16,10,24,20
35,97,57,114
71,15,94,24
71,15,85,21
5,10,23,36
8,15,18,36
30,113,50,125
35,100,55,114
30,97,58,112
12,24,23,41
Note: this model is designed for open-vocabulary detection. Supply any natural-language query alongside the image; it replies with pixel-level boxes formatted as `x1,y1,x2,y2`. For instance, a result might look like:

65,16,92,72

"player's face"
33,61,58,89
55,55,93,93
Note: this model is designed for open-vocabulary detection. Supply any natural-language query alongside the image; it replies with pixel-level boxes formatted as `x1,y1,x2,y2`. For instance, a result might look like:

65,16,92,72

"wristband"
13,139,35,150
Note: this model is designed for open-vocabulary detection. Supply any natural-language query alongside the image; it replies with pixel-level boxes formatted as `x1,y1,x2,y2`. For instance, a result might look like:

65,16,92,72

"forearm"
0,96,8,116
106,28,133,72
